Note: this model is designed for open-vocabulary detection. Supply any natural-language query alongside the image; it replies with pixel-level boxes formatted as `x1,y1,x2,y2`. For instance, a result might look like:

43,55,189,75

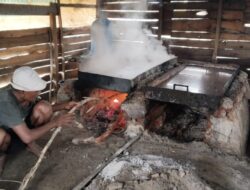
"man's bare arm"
12,113,75,144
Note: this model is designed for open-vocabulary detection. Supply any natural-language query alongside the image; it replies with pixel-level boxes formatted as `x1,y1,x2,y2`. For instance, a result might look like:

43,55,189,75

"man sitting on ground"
0,66,76,174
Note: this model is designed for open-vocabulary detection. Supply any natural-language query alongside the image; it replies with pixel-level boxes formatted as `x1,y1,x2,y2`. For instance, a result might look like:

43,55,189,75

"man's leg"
0,128,11,175
26,100,53,157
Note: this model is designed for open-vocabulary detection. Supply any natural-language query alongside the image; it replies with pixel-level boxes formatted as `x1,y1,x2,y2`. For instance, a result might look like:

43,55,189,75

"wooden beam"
0,3,58,15
60,3,96,8
212,0,223,63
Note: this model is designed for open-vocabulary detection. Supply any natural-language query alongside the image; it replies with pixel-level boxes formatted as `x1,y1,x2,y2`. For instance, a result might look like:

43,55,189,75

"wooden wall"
1,0,250,100
0,3,91,101
101,0,250,76
161,0,250,75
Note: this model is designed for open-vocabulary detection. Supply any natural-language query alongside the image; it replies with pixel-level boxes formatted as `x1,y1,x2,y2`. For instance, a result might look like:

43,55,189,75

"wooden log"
73,133,142,190
0,3,58,15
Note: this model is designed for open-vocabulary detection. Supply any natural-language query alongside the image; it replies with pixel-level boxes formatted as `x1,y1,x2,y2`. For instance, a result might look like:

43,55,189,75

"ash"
86,154,212,190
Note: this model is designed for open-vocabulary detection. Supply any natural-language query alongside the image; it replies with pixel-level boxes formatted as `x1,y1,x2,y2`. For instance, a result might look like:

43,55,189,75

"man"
0,66,76,174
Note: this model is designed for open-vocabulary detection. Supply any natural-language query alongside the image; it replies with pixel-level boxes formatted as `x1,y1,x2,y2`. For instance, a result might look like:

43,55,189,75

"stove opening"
145,101,208,142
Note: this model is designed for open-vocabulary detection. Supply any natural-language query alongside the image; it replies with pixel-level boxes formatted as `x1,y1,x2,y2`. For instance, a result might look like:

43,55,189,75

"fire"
80,88,128,143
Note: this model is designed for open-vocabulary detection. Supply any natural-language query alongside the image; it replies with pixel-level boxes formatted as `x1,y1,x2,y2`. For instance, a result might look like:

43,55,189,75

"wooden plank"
0,59,51,75
110,20,158,29
171,19,215,32
0,3,58,15
60,3,96,8
221,21,244,33
167,39,214,48
101,11,159,19
222,11,244,20
0,34,50,48
219,41,250,50
165,1,245,10
172,10,243,20
65,62,79,70
0,28,49,38
63,27,91,36
170,32,250,41
218,49,250,59
103,2,159,10
65,69,78,79
0,44,50,59
63,36,91,44
0,51,50,67
170,46,213,61
64,43,91,52
164,2,218,10
64,49,89,57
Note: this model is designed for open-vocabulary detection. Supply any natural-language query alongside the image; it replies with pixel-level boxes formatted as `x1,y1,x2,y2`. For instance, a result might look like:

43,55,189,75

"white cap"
11,66,47,91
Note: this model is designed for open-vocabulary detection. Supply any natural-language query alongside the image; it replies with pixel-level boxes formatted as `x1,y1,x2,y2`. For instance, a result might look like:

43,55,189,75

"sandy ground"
1,122,250,190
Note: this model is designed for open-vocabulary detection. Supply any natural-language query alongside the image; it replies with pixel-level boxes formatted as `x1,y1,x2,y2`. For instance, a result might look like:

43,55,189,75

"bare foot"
26,142,44,158
0,154,7,176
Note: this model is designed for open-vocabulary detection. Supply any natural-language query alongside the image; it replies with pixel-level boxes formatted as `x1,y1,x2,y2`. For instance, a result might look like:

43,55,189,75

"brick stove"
59,57,249,155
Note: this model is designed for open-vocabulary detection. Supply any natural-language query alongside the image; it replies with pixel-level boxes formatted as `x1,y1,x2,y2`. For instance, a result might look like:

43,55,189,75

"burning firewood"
76,88,128,144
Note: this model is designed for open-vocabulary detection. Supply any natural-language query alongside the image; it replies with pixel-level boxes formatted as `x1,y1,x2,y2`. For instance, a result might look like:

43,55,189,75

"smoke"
79,0,174,79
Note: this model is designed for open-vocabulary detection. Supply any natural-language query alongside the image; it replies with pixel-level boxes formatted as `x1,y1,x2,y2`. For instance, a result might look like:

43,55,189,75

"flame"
89,88,128,110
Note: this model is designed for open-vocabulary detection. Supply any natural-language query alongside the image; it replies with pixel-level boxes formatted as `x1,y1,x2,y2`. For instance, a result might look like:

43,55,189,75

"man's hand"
53,113,75,127
64,101,78,111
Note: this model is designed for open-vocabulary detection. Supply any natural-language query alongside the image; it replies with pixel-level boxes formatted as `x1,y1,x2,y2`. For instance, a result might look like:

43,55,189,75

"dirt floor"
1,119,250,190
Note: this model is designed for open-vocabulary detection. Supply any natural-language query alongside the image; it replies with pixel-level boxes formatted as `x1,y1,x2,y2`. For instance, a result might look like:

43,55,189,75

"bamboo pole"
18,98,97,190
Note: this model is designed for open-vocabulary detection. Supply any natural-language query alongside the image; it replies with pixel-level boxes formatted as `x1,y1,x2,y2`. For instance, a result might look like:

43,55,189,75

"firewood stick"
19,98,95,190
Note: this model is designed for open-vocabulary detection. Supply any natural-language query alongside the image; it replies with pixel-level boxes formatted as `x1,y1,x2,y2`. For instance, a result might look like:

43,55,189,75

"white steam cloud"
79,0,174,79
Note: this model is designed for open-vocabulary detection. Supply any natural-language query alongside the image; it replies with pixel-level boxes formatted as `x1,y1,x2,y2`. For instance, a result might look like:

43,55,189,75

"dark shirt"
0,85,33,129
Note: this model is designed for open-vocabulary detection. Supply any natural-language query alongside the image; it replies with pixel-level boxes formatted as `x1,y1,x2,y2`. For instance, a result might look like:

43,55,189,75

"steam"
79,0,174,79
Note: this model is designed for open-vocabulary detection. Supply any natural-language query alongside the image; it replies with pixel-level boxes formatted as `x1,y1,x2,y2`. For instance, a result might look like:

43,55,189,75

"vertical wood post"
158,0,163,40
57,0,65,81
50,11,59,103
212,0,223,64
96,0,103,18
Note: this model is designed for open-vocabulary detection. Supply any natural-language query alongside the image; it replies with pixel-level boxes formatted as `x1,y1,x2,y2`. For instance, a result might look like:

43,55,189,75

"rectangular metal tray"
144,62,240,112
75,57,177,92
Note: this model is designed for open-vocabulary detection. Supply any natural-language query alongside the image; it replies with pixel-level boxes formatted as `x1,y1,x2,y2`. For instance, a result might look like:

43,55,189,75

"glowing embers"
80,88,128,143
